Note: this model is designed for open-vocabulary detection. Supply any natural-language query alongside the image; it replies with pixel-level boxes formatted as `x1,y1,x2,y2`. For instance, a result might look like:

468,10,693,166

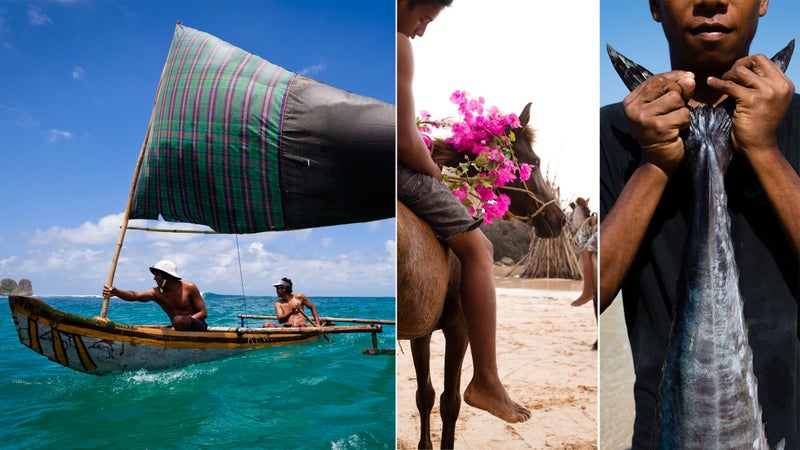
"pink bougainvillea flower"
421,134,432,148
483,194,511,224
475,186,496,202
519,163,532,181
417,91,538,223
452,184,469,202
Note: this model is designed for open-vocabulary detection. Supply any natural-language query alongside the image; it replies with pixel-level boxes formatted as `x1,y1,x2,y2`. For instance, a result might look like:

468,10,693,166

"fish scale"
607,40,794,450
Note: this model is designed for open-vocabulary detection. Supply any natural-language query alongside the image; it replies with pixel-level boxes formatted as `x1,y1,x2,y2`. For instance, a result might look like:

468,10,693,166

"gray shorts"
397,164,482,241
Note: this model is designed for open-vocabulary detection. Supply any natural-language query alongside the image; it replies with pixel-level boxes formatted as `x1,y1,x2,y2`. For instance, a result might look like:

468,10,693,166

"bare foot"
463,379,531,423
571,293,593,307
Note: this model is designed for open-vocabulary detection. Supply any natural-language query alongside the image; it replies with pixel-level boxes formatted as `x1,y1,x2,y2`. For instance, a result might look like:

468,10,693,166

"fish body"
607,41,794,450
653,103,767,449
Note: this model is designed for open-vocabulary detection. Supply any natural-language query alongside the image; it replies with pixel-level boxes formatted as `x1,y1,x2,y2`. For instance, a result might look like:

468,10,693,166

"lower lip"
694,31,728,42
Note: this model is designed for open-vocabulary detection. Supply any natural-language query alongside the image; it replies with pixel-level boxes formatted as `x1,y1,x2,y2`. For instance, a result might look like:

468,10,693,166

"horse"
397,102,566,449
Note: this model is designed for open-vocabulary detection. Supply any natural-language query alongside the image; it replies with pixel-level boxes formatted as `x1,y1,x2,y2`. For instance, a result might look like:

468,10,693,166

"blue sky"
0,0,395,297
601,0,800,107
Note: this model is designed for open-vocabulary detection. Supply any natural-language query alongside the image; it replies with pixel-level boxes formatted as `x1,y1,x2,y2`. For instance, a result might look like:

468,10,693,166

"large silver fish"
608,40,794,450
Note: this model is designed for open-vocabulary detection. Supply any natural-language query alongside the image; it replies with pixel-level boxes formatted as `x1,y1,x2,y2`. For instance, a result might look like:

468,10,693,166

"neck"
160,279,178,292
670,49,751,107
689,80,728,107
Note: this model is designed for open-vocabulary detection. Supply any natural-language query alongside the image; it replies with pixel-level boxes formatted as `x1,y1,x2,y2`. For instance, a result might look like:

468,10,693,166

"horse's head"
431,102,566,238
500,103,565,238
568,197,591,236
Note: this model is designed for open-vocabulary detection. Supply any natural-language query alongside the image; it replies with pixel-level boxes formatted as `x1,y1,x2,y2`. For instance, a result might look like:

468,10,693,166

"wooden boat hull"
9,296,382,375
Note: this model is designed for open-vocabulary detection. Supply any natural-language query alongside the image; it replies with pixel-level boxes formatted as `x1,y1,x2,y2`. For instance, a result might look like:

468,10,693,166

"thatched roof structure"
519,181,584,280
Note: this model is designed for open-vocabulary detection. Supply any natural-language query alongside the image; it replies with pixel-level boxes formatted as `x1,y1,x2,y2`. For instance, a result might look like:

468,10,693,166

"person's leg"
447,228,531,423
172,315,192,331
572,248,595,306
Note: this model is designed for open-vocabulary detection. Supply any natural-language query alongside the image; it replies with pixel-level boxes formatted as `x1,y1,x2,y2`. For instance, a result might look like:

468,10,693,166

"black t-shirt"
600,94,800,449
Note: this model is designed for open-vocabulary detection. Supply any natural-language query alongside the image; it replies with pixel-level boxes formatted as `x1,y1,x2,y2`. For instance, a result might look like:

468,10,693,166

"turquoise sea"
0,294,395,449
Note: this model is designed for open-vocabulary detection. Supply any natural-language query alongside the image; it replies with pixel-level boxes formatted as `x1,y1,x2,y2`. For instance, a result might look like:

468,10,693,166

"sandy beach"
599,297,635,450
396,268,598,449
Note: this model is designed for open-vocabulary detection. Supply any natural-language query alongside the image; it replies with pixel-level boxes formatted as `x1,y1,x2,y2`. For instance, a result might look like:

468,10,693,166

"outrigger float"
8,22,395,374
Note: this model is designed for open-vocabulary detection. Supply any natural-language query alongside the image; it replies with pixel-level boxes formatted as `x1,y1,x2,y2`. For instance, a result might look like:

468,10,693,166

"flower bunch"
417,90,533,224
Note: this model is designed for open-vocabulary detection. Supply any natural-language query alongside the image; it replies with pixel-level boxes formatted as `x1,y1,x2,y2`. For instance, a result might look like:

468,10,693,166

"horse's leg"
411,334,436,450
440,314,468,450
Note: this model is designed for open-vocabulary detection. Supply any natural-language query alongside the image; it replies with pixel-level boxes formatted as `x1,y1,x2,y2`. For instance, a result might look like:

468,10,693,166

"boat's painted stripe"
26,314,320,349
28,317,41,354
51,329,68,367
73,335,97,372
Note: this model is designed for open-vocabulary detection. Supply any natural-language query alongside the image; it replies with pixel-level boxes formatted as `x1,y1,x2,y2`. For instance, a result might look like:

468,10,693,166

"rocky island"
0,278,33,296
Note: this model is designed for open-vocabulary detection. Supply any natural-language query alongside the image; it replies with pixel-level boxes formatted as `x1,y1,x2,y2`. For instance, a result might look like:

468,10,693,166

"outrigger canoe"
10,296,384,375
9,23,395,373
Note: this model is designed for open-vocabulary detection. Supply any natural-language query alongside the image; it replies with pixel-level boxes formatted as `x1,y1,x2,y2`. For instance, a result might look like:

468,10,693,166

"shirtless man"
102,260,209,331
397,0,530,423
262,278,321,328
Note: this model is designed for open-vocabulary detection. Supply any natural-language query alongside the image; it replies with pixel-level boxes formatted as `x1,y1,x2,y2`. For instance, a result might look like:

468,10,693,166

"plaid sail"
129,23,296,233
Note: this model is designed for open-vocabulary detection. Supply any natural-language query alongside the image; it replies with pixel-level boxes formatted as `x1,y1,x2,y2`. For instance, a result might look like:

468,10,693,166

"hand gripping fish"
608,40,794,450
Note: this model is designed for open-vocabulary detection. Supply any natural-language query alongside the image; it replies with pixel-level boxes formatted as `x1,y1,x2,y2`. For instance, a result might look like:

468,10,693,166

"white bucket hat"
272,278,292,291
149,260,181,280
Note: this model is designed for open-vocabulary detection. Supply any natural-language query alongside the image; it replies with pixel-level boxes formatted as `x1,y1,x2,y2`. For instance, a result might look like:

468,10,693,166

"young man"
102,260,209,331
262,277,322,328
600,0,800,447
397,0,530,423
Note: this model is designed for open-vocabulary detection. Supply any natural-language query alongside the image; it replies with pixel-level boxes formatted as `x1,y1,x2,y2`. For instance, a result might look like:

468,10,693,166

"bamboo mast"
100,22,182,318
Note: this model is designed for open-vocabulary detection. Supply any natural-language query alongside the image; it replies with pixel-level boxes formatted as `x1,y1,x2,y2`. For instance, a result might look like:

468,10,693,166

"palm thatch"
519,181,583,280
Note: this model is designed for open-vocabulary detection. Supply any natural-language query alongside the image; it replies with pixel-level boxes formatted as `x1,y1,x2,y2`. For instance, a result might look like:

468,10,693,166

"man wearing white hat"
102,260,209,331
262,277,321,328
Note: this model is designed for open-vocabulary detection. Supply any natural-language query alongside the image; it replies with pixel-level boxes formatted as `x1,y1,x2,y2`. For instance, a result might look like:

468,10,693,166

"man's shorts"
398,164,482,241
189,317,208,331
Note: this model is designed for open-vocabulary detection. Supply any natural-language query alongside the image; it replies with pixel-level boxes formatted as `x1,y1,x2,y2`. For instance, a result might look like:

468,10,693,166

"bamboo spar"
100,22,182,318
239,314,396,325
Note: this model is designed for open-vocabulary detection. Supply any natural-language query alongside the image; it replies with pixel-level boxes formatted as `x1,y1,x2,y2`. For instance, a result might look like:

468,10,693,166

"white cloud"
72,66,85,80
31,213,124,246
0,103,38,128
320,237,332,248
300,61,326,76
14,215,395,296
248,241,267,257
47,129,72,143
28,5,53,26
0,255,17,271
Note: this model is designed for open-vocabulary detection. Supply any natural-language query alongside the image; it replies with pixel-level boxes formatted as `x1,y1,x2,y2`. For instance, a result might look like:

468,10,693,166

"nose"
694,0,729,14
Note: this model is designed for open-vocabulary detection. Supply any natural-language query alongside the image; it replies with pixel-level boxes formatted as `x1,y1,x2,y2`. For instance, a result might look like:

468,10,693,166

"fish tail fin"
606,44,655,92
771,39,794,73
